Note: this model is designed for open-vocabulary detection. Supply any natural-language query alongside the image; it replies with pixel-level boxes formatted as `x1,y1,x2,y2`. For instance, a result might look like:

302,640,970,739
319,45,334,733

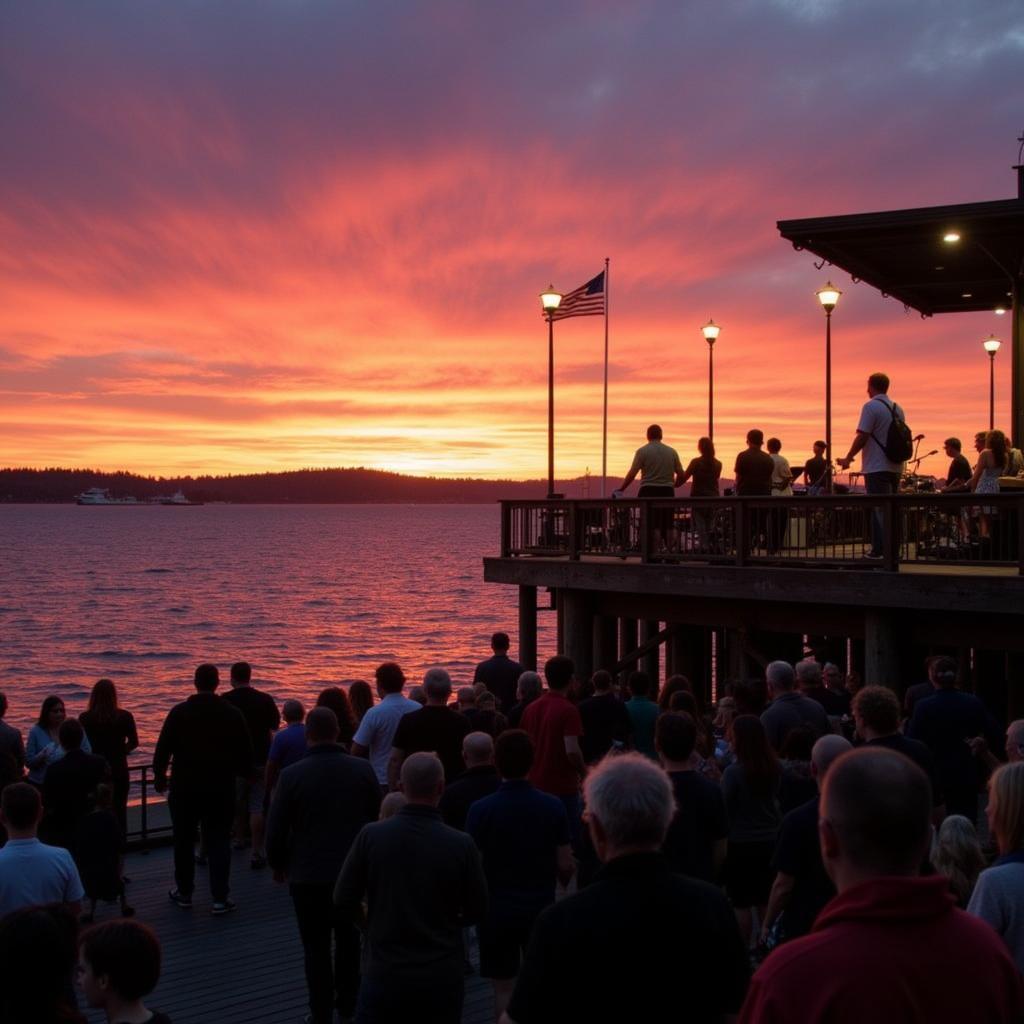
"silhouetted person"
264,699,307,808
153,663,252,915
42,718,109,855
335,752,488,1024
503,754,749,1024
0,691,25,780
940,437,972,492
625,670,658,760
506,672,542,730
474,632,524,713
79,679,139,841
78,919,171,1024
735,429,775,551
266,707,381,1024
350,662,420,789
222,660,280,868
347,679,375,724
802,440,830,494
617,423,683,498
77,782,132,923
467,730,573,1020
389,668,470,789
578,670,631,764
760,661,829,752
740,748,1024,1022
836,372,906,558
439,732,499,831
795,659,847,717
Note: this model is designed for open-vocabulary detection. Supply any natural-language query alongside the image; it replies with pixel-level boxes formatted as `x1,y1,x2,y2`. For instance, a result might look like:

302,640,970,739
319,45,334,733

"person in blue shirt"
264,700,308,810
625,671,659,760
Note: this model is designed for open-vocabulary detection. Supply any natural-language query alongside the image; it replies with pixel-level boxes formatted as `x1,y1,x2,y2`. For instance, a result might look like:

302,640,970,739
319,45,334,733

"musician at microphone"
939,437,972,493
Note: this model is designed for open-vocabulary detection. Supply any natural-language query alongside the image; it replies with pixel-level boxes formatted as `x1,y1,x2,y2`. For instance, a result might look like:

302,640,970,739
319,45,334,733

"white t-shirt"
770,454,793,496
0,838,84,917
352,693,421,785
856,395,906,475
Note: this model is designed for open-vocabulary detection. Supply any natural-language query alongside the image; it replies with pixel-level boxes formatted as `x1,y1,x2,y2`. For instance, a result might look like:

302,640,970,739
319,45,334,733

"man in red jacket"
740,747,1024,1023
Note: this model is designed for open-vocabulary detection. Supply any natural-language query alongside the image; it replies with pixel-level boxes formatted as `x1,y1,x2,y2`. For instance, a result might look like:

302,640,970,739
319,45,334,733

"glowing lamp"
995,307,1007,316
942,231,961,244
540,285,562,314
701,319,721,344
816,281,841,312
984,335,1001,355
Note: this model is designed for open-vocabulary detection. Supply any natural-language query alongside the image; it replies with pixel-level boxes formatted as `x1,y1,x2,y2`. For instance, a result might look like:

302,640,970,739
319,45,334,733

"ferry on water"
75,488,202,506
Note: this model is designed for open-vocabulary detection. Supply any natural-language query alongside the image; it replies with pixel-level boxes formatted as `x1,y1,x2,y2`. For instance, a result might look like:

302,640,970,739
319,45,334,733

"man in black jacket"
42,718,109,855
266,707,381,1024
153,663,252,915
335,751,488,1024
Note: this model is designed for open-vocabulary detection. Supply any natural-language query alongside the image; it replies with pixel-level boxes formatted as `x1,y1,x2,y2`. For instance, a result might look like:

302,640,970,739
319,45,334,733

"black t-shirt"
803,456,829,487
947,454,972,485
866,733,944,808
772,797,834,941
222,686,281,766
685,457,722,497
578,693,631,764
392,705,471,782
508,852,750,1022
734,449,775,496
474,654,523,712
79,709,138,771
663,770,729,883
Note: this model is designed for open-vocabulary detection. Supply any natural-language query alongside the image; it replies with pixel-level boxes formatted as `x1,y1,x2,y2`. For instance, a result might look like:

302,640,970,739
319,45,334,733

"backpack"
872,397,913,463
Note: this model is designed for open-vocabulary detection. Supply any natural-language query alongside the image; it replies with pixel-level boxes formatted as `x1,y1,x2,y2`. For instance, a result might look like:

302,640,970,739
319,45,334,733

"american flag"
548,270,605,320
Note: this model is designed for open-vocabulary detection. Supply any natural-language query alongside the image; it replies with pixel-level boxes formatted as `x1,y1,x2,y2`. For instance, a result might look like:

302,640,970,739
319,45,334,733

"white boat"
75,488,139,505
157,490,202,506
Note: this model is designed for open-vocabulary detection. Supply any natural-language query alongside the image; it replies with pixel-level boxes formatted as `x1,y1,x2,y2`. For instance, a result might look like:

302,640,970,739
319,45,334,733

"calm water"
0,504,553,756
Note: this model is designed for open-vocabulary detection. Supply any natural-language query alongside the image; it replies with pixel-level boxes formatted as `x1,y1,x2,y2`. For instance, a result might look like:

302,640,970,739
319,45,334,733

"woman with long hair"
970,429,1008,538
347,679,374,724
968,762,1024,970
659,675,698,715
316,687,357,749
26,696,92,786
932,814,985,907
679,436,722,550
79,679,139,839
721,714,782,944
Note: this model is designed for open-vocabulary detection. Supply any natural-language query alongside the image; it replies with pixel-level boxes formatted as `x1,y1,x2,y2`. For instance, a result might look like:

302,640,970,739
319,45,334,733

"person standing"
0,782,84,918
153,663,253,915
41,719,109,854
264,699,307,809
26,696,93,787
502,754,749,1024
467,730,573,1021
79,679,139,840
767,437,793,553
740,749,1024,1023
439,732,500,831
679,436,722,550
222,661,280,869
506,672,542,730
760,661,830,752
389,668,471,789
474,632,524,714
836,372,907,559
520,656,585,848
350,662,420,790
334,752,488,1024
624,671,658,760
801,440,830,495
0,692,25,782
734,429,775,551
578,670,631,764
266,707,381,1024
616,424,683,498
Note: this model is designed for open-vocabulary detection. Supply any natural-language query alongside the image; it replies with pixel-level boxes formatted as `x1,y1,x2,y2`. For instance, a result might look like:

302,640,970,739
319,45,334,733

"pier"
485,493,1024,717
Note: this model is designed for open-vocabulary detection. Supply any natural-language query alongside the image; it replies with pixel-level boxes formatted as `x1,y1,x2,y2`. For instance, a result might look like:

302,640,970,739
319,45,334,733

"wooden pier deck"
79,844,494,1024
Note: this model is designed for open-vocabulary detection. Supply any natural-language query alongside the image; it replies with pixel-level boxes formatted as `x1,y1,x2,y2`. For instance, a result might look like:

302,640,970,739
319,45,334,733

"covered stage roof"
777,196,1023,316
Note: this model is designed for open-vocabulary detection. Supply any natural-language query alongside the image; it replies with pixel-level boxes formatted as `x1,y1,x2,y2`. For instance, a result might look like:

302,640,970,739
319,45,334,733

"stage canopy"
777,179,1024,442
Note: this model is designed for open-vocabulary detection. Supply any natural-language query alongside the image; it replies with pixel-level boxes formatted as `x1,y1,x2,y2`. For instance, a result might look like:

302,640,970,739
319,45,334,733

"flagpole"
602,257,610,497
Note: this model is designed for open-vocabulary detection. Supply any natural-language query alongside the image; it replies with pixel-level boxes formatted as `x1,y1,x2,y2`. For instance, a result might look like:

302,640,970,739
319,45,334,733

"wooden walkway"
80,845,494,1024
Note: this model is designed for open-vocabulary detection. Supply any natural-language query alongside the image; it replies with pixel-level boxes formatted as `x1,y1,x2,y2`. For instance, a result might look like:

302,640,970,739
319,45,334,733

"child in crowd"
79,919,171,1024
78,784,133,923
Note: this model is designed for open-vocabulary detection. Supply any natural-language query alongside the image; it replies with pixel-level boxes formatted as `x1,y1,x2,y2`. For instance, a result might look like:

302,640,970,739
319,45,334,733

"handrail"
125,761,171,850
499,493,1024,574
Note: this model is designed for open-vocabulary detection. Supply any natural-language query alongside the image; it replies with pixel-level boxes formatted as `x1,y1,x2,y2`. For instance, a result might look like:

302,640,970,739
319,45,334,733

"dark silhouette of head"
747,429,764,447
491,632,511,653
79,919,162,1004
656,712,698,763
375,662,406,695
1,783,41,831
590,670,613,693
347,680,374,719
0,693,7,720
767,437,782,454
316,687,356,736
944,437,962,453
230,661,252,687
544,655,575,692
194,663,219,692
867,372,890,395
928,656,958,690
698,436,715,458
647,424,663,441
305,707,340,745
58,718,83,752
495,729,534,780
37,696,65,729
88,678,119,722
813,440,826,454
628,671,652,698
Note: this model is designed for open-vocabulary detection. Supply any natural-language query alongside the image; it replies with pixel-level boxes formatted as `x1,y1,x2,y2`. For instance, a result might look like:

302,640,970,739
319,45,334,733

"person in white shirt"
0,782,83,918
766,438,794,553
837,372,905,558
350,662,420,789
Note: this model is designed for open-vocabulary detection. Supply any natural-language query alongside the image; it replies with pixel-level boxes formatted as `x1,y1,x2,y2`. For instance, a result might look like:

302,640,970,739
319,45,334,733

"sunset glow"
2,2,1021,481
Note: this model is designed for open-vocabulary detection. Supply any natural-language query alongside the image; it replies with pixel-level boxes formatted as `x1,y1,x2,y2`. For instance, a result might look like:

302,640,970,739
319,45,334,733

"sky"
1,1,1021,481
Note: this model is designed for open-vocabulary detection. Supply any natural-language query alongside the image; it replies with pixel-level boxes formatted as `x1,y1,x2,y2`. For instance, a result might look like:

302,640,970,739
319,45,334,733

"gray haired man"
760,660,830,752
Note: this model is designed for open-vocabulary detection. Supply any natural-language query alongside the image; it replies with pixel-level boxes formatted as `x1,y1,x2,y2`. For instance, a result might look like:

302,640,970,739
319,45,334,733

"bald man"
335,752,487,1024
741,748,1024,1023
969,718,1024,774
439,732,499,831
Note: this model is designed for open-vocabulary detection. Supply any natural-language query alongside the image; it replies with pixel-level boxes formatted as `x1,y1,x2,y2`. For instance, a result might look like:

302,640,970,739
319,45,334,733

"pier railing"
125,762,172,850
500,493,1024,573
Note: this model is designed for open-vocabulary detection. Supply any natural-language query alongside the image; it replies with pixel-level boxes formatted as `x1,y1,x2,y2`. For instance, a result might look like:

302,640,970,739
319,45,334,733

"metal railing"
125,762,172,850
500,493,1024,573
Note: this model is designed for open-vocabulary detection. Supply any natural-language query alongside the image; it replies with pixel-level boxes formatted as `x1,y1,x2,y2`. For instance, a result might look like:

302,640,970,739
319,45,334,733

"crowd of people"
3,633,1024,1022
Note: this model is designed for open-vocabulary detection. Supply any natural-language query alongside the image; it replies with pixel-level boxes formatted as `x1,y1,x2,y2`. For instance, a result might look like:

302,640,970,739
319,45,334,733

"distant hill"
0,467,608,504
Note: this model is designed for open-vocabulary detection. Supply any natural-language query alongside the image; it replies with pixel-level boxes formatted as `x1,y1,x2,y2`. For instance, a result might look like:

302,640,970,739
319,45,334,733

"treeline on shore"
0,466,591,504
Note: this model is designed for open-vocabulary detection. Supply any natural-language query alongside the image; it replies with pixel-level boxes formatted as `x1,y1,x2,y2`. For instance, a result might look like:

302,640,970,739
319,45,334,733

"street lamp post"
540,285,563,498
984,334,1001,431
816,282,842,492
701,320,721,440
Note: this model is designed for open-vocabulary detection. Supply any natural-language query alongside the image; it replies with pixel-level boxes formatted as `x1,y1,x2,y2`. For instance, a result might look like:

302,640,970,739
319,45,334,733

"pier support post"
561,589,593,683
640,620,660,686
518,585,537,672
670,625,711,707
864,611,899,688
618,618,638,685
593,615,618,675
